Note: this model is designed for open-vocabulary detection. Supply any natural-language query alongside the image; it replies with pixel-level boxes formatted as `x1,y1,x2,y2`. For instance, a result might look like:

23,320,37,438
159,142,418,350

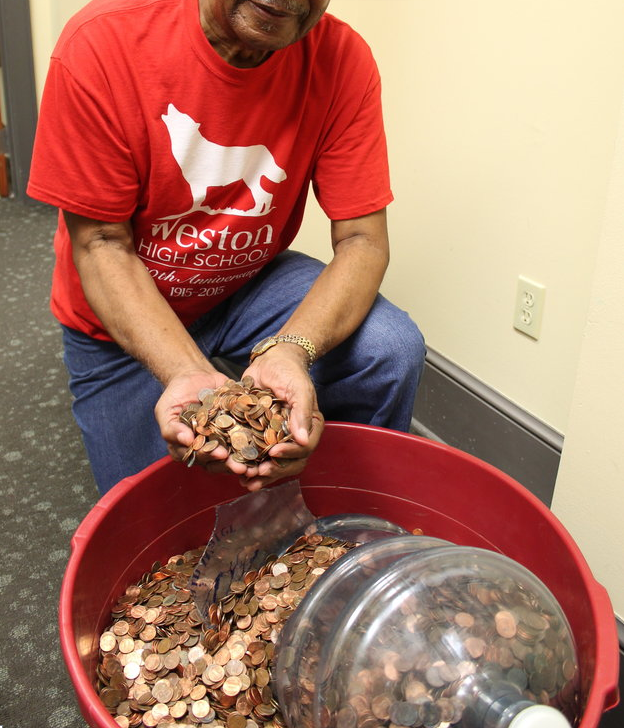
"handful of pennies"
179,377,292,469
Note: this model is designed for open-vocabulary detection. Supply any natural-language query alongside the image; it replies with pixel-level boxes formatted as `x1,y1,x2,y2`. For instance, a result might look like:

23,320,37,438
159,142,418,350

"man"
28,0,425,494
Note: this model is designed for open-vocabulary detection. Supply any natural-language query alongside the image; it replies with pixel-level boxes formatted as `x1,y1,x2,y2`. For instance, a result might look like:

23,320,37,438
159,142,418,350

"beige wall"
314,0,624,618
30,0,85,102
29,0,624,616
551,86,624,622
298,0,624,435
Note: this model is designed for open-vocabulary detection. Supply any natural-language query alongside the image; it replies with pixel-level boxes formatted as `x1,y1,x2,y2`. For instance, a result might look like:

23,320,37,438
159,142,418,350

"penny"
205,663,226,684
225,659,246,677
143,607,160,624
187,645,206,663
135,685,152,705
179,677,194,697
254,668,270,688
122,662,140,680
389,701,420,726
117,637,134,654
170,701,188,719
230,430,250,451
139,624,157,641
236,695,253,716
425,664,445,688
454,611,475,628
130,604,146,619
99,632,117,652
100,687,124,709
229,641,247,661
192,699,211,719
222,676,243,697
464,636,486,659
403,679,427,702
312,545,331,564
260,595,277,611
141,711,157,728
495,609,518,638
190,684,207,700
214,646,231,666
143,653,162,672
162,593,176,607
271,562,289,577
112,620,129,636
151,703,170,721
215,414,235,429
227,713,248,728
201,439,219,454
192,434,206,451
163,650,180,671
336,705,358,728
157,637,172,653
371,693,392,720
152,679,174,704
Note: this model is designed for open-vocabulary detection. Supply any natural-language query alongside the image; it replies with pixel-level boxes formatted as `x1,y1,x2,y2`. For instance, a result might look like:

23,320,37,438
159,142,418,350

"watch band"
275,334,317,367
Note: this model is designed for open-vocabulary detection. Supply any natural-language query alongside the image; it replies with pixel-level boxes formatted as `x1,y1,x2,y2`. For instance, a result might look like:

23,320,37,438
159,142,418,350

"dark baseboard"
411,349,564,506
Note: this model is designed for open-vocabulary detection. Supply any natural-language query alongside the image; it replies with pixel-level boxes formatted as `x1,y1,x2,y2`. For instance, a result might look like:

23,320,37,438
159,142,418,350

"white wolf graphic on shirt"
161,103,287,218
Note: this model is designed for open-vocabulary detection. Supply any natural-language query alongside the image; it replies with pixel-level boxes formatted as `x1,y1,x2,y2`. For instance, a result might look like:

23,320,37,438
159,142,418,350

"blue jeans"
62,251,425,494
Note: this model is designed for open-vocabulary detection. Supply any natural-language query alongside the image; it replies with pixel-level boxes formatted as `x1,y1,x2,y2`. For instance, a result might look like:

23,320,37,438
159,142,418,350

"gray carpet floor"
1,197,96,728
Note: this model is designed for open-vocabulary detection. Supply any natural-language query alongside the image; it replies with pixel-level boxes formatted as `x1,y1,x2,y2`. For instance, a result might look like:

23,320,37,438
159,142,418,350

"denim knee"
362,300,426,384
388,313,426,385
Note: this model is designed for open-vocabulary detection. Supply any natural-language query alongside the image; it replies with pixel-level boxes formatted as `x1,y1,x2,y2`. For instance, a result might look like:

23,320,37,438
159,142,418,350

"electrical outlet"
513,276,545,339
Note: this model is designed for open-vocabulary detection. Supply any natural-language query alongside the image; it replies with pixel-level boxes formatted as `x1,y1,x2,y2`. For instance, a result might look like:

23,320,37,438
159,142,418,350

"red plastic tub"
60,422,619,728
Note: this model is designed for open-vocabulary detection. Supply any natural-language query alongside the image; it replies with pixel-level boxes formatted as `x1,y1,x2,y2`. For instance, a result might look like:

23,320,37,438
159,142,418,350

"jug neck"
459,676,571,728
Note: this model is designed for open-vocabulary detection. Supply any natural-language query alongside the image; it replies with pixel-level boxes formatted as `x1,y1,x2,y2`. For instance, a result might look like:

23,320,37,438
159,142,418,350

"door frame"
0,0,38,201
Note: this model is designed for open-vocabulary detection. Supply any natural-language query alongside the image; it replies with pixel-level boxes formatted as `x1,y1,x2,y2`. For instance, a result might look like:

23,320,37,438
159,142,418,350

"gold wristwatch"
250,334,317,369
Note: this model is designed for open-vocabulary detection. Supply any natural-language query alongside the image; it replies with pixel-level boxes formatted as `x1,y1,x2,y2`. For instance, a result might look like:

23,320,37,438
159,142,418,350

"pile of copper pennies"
96,533,355,727
96,530,578,728
179,377,292,469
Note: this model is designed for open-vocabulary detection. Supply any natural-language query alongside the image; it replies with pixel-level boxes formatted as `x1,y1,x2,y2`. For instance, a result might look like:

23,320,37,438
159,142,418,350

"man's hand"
237,343,325,490
155,367,232,463
156,367,266,481
234,409,325,491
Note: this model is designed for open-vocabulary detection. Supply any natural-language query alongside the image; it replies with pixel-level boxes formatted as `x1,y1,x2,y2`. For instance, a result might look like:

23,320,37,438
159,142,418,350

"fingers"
285,380,315,446
237,410,325,491
169,440,252,478
171,415,323,489
238,457,307,492
281,409,325,455
156,370,229,461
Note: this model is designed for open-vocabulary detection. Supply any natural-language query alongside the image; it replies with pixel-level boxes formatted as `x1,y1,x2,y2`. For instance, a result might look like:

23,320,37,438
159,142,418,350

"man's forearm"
275,209,390,359
65,212,214,385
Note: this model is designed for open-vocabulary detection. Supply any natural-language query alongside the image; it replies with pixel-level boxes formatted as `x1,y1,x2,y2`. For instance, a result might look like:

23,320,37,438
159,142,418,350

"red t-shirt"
28,0,393,340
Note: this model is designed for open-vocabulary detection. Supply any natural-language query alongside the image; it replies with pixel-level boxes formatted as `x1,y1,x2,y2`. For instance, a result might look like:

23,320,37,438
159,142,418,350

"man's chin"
233,2,302,50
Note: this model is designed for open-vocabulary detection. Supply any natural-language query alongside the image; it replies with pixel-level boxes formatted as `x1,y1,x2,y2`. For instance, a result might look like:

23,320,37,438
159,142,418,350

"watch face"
252,337,276,355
